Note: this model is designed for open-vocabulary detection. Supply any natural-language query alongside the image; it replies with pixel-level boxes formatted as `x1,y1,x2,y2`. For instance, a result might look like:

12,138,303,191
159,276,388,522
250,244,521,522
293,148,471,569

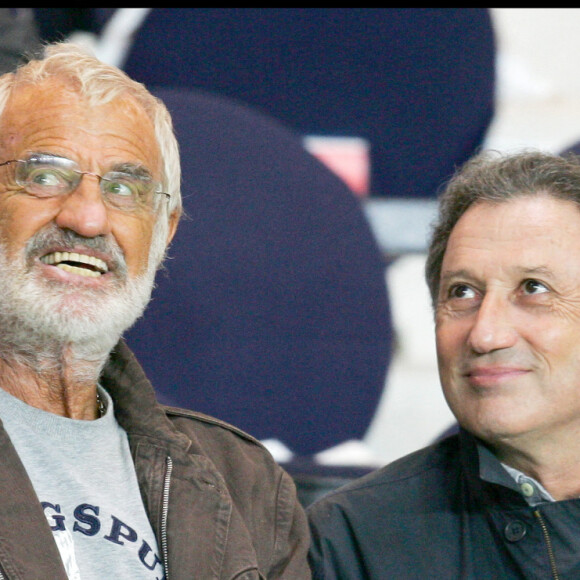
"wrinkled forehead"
0,78,161,175
443,196,580,271
1,76,152,128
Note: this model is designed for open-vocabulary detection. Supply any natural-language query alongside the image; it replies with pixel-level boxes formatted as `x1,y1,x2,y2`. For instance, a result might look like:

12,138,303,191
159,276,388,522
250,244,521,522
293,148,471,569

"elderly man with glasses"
0,42,310,579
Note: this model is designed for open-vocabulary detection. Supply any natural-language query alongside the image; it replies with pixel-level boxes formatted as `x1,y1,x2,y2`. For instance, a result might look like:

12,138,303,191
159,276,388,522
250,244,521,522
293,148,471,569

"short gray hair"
426,149,580,304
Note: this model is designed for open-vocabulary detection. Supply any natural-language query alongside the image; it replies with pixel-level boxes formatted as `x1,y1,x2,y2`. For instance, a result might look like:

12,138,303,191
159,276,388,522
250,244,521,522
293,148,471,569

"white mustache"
25,225,127,277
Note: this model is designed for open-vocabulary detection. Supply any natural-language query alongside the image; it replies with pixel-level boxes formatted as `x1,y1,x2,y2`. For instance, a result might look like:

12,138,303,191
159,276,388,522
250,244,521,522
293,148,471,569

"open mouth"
40,251,109,278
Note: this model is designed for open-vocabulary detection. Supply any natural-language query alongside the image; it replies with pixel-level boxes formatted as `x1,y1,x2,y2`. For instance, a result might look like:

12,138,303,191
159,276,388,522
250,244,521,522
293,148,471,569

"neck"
492,429,580,501
0,344,107,420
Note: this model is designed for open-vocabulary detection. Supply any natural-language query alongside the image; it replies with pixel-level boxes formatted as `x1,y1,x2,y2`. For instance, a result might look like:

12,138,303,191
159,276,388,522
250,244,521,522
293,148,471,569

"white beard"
0,225,158,366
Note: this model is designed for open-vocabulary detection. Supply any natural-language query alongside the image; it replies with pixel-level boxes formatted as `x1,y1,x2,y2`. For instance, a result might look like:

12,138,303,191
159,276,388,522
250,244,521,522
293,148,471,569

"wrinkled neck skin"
0,337,112,420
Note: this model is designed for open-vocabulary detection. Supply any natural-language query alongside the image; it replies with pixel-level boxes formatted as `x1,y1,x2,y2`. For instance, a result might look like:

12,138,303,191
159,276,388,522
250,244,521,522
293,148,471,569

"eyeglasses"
0,153,170,212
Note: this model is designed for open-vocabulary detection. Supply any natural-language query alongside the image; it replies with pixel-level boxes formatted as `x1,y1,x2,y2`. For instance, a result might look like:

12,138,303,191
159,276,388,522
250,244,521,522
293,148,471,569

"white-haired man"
0,42,310,579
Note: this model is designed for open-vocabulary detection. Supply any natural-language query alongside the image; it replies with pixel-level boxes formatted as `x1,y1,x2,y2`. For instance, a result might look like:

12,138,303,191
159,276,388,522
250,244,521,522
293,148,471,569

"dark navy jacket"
307,430,580,579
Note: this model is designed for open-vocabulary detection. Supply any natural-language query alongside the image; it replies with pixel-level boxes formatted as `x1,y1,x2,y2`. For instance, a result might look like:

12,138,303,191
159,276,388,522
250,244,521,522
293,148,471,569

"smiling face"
436,195,580,454
0,77,175,354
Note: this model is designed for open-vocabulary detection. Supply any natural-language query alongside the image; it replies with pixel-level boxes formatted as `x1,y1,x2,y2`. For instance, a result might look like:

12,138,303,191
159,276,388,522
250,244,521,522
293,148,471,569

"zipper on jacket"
534,509,560,580
161,455,173,580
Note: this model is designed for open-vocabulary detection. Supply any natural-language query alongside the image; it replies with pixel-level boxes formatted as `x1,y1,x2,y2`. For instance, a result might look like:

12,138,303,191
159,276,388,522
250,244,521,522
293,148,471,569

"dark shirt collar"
477,441,553,506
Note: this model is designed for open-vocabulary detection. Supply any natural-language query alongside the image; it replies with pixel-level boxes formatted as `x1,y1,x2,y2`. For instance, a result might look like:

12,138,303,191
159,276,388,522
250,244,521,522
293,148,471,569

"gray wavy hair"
426,149,580,305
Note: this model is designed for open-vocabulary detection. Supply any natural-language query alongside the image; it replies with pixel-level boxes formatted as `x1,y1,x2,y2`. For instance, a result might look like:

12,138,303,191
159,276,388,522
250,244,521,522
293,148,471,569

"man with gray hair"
308,150,580,579
0,42,310,579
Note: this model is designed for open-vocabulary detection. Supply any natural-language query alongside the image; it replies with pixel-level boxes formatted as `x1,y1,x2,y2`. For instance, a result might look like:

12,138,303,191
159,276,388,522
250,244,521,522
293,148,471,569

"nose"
467,292,518,354
53,174,112,238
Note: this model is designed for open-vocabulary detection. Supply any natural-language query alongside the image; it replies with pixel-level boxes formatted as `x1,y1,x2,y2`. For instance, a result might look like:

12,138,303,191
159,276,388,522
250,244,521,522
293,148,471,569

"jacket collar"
99,339,192,452
458,428,528,508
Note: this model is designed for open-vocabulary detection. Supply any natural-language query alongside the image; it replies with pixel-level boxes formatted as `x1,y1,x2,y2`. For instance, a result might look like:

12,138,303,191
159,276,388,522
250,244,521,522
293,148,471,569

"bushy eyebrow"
440,265,555,288
109,162,153,180
517,265,553,278
439,269,474,287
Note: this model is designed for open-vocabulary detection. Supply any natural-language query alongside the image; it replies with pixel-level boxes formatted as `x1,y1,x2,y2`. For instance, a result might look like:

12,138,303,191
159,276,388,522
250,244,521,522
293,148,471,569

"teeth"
57,263,102,278
40,251,109,275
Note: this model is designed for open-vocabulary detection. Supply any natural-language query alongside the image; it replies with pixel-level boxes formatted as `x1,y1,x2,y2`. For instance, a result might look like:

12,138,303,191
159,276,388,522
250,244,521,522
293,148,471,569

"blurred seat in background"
560,140,580,157
0,9,42,73
32,8,111,43
123,87,393,470
119,8,496,200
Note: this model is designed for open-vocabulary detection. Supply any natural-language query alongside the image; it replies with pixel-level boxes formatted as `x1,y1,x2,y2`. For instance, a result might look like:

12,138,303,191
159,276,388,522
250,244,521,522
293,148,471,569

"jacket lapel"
0,427,68,578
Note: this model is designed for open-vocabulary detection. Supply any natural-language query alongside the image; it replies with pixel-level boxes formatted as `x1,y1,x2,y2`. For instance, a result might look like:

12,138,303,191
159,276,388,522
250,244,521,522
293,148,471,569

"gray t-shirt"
0,386,164,579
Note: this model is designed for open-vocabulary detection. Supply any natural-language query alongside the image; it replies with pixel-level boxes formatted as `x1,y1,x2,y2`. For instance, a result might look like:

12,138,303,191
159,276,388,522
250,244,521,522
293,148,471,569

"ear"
165,209,180,247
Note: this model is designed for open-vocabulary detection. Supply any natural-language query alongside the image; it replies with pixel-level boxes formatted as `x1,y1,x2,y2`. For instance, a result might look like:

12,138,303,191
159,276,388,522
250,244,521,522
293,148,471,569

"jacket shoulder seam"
310,447,454,504
162,405,264,447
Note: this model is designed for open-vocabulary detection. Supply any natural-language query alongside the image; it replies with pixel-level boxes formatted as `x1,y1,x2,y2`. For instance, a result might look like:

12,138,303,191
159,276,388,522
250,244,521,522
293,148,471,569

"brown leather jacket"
0,341,311,579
